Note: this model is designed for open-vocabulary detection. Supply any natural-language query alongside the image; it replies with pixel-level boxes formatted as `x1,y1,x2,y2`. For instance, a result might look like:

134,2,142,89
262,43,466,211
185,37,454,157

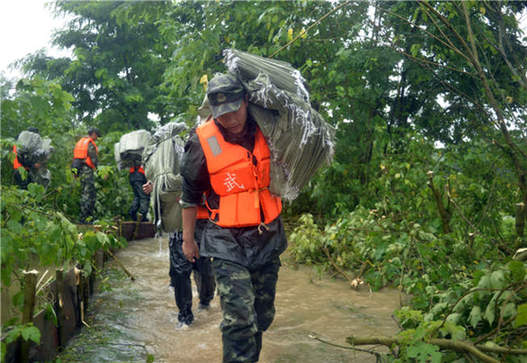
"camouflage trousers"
129,180,150,221
212,257,280,363
79,166,96,223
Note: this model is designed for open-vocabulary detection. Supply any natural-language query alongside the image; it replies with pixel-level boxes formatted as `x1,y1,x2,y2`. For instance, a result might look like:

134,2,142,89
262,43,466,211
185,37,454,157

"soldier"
142,181,216,330
13,127,52,189
181,73,287,362
72,128,100,224
128,162,150,222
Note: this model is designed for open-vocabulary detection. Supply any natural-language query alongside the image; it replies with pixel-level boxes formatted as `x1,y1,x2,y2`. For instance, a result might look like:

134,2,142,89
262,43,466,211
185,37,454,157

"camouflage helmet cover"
206,73,245,119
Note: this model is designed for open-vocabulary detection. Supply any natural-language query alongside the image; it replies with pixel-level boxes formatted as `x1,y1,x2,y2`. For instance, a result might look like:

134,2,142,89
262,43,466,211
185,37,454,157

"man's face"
216,98,248,135
90,133,98,141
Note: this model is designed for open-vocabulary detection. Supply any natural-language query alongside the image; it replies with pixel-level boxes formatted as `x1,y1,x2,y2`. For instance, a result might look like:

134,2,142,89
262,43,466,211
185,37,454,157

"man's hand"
142,181,153,194
182,239,199,263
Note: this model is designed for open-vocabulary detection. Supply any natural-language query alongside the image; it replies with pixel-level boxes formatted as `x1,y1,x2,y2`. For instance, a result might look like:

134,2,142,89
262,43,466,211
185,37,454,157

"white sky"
0,1,71,80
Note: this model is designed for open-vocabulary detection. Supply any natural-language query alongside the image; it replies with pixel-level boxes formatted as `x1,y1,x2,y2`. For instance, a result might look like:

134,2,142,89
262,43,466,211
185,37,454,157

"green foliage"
4,323,41,344
0,183,125,360
1,185,125,284
0,76,74,139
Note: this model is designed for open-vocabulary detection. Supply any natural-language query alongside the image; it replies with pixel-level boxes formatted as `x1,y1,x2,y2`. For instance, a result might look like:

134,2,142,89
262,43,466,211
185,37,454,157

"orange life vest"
12,145,26,170
73,137,98,169
196,206,209,220
129,166,145,175
196,120,281,228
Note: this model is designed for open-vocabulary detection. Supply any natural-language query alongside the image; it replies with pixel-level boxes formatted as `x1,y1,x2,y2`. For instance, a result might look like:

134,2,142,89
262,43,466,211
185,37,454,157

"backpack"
142,122,187,232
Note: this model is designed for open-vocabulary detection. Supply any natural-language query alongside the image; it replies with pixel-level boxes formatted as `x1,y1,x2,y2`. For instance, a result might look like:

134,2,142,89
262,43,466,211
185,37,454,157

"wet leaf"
469,305,482,328
508,260,526,283
489,270,505,289
21,325,41,344
407,342,441,363
485,300,496,326
514,304,527,328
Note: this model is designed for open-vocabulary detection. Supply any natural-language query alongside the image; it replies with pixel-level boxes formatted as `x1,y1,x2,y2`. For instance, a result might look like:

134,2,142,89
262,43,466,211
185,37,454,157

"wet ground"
57,237,401,362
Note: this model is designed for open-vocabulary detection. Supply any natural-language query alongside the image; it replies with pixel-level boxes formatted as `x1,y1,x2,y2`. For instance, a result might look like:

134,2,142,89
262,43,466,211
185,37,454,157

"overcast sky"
0,1,70,80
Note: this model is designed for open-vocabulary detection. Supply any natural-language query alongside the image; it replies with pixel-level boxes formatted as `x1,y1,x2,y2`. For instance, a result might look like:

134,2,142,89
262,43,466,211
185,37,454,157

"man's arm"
180,130,209,262
88,142,98,168
182,206,199,262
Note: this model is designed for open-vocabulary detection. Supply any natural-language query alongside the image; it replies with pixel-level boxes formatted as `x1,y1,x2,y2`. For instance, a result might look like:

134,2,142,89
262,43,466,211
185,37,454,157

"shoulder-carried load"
219,49,335,200
16,130,54,168
142,122,187,233
114,130,152,170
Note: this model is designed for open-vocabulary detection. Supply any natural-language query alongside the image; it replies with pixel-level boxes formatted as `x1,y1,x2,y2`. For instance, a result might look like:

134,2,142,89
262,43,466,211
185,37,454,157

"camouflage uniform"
79,165,96,223
213,257,280,363
168,219,216,325
181,74,287,363
74,141,98,224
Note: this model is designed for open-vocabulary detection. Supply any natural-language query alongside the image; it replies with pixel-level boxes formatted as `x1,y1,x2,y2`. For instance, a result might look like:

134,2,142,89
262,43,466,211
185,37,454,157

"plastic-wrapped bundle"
223,49,335,200
142,122,187,232
115,130,152,169
16,131,54,167
224,48,310,103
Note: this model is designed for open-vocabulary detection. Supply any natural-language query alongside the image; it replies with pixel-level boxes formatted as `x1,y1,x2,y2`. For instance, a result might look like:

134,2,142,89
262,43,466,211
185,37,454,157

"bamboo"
106,249,136,281
55,268,66,346
20,270,38,363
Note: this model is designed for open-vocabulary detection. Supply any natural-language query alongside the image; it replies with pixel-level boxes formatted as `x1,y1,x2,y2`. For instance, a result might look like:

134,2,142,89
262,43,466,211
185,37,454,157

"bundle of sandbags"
114,130,152,170
142,122,187,233
214,49,335,200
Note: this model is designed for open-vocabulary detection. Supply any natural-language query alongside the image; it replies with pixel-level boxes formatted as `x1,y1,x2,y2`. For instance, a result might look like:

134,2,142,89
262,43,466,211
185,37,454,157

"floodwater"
58,237,401,362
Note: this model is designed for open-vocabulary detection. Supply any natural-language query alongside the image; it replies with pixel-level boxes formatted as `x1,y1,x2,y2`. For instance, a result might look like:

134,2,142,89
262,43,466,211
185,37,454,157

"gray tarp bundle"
16,131,54,165
114,130,152,170
16,131,54,185
213,49,335,200
142,122,187,233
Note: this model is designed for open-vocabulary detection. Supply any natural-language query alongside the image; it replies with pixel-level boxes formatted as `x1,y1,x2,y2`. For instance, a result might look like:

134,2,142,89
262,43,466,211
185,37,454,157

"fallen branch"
309,333,383,359
322,247,357,288
346,335,527,363
106,250,135,281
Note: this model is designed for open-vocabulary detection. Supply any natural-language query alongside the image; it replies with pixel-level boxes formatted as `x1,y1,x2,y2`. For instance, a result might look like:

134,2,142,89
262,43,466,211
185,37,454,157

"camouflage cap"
207,73,245,118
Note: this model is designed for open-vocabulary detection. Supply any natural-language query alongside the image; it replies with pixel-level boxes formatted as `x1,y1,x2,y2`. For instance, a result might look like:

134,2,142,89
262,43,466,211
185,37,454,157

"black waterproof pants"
169,224,215,324
129,180,150,221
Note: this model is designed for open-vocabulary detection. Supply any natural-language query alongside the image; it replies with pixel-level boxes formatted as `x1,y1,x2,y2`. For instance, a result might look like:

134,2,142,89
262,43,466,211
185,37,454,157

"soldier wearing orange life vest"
72,128,100,224
181,74,287,362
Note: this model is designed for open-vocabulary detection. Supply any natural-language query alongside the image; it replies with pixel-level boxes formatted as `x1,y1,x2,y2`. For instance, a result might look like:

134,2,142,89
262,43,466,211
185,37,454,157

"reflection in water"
59,238,401,362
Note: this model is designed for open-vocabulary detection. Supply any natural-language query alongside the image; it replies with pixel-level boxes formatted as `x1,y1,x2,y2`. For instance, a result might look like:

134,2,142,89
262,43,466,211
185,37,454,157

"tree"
23,1,174,131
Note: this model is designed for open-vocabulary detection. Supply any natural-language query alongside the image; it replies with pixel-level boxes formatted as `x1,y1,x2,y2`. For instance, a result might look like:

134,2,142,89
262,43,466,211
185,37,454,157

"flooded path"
58,237,401,362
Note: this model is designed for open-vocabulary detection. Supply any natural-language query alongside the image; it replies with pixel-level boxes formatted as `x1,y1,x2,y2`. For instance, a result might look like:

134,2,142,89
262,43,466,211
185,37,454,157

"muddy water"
59,237,401,362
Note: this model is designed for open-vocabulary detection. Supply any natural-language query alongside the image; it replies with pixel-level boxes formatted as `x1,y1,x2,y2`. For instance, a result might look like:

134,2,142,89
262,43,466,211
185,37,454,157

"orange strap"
129,166,145,174
12,145,26,170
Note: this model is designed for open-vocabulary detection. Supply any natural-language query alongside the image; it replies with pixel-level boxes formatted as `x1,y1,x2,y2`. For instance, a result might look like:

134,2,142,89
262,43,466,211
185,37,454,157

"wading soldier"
181,73,287,362
142,182,216,330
